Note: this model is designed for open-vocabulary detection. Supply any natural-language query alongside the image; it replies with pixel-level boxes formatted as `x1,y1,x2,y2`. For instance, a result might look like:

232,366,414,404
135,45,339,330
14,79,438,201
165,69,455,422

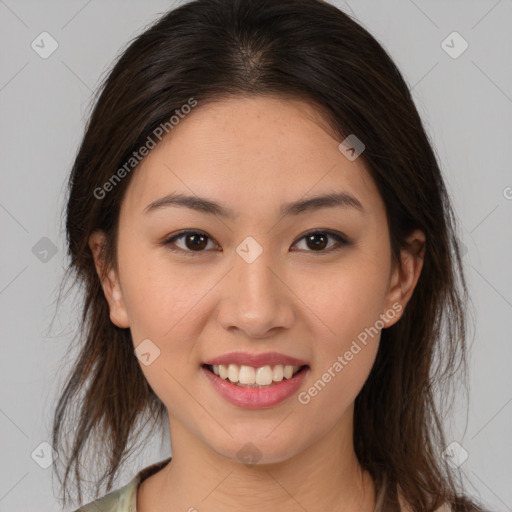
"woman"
51,0,485,510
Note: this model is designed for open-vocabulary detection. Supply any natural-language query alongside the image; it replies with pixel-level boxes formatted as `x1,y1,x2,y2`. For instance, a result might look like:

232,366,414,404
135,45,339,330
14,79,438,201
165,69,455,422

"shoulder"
71,457,172,512
72,479,137,512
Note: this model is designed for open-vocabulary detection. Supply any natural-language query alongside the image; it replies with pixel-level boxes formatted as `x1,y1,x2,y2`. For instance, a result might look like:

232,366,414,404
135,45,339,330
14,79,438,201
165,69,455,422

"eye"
291,230,350,253
161,229,350,256
162,230,218,255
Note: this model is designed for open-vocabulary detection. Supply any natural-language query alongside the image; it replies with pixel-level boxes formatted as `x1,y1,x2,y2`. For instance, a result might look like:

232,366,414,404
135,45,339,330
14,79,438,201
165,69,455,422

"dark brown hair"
52,0,485,510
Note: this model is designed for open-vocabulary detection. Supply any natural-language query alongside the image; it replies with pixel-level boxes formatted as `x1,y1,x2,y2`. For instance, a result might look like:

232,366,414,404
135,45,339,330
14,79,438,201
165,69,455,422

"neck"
141,411,376,512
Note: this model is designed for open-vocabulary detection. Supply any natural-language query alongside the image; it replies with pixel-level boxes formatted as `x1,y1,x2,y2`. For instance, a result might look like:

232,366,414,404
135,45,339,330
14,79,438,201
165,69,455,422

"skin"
89,95,425,512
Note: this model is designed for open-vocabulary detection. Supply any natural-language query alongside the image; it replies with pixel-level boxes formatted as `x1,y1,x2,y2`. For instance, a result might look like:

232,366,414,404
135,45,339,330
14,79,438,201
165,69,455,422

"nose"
216,247,295,339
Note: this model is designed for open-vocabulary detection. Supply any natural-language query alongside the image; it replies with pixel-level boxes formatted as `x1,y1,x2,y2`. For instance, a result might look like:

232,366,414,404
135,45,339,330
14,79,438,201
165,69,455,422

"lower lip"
202,365,309,409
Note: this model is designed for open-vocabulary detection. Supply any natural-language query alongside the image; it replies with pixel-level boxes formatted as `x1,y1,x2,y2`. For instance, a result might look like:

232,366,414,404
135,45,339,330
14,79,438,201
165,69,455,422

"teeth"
256,365,273,385
210,363,302,386
239,365,255,384
218,364,228,379
228,364,239,383
273,365,284,382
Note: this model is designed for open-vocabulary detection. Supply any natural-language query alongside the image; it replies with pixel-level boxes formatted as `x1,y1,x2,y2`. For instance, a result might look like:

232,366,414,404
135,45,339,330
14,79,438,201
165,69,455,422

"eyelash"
161,229,350,256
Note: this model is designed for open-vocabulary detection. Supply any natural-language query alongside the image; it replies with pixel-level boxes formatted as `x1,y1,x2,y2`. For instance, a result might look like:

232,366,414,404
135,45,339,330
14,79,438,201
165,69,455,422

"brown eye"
292,230,349,253
163,230,217,254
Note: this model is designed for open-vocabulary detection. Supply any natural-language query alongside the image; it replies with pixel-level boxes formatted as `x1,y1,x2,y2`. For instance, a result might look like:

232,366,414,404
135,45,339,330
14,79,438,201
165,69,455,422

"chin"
207,430,309,467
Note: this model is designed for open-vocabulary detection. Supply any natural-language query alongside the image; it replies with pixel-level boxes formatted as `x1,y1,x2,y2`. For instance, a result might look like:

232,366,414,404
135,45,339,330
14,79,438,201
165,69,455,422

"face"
90,95,424,465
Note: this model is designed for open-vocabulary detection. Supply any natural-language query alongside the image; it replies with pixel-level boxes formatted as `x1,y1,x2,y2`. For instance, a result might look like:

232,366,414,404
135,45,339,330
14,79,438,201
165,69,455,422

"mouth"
202,363,309,389
201,351,311,408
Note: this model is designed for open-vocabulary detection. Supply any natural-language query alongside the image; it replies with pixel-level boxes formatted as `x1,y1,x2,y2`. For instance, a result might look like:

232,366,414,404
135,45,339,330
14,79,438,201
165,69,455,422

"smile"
202,364,310,409
204,363,306,387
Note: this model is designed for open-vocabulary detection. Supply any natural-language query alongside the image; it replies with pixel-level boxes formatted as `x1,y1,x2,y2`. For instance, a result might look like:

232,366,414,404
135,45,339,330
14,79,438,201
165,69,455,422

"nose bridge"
234,239,280,310
217,236,293,336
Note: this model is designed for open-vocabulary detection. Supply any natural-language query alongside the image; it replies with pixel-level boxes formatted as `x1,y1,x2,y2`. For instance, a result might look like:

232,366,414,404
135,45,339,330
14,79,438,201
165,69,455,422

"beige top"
73,457,172,512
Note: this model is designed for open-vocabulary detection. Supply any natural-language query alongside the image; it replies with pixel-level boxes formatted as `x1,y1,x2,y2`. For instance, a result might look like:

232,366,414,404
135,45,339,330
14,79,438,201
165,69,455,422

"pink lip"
203,351,309,368
202,365,310,409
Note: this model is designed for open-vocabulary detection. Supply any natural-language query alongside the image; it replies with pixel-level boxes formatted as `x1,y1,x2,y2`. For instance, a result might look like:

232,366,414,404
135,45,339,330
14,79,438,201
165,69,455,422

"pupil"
187,234,207,250
308,233,327,250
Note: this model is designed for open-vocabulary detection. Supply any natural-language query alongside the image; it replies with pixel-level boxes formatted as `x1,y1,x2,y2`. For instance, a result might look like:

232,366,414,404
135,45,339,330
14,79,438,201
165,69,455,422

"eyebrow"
144,191,365,219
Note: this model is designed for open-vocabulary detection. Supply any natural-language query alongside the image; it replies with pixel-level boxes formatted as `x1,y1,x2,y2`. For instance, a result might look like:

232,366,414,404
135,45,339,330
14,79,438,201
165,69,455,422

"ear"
88,230,130,328
381,229,426,328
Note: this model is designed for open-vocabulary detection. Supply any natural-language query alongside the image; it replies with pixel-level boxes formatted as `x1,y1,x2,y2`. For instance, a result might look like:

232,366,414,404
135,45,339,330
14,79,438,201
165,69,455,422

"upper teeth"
211,364,301,385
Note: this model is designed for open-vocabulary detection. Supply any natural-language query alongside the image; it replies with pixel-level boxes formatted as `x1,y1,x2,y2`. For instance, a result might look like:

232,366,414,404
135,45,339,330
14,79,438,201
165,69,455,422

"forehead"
120,95,383,220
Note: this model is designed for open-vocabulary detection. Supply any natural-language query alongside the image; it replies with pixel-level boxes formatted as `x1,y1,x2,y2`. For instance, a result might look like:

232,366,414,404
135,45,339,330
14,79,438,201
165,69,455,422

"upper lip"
203,351,309,368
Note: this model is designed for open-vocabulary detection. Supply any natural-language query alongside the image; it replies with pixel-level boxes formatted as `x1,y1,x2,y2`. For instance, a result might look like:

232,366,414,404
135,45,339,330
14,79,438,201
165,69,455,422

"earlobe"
88,230,130,328
381,229,426,328
104,269,131,328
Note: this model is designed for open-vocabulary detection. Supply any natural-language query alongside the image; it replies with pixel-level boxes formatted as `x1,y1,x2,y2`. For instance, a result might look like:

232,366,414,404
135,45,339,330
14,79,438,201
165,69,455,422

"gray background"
1,0,511,511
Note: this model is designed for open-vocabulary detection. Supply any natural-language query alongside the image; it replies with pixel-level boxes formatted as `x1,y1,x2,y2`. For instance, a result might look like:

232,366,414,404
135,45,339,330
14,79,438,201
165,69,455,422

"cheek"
299,250,391,343
296,281,383,423
117,248,209,410
298,339,378,433
294,250,389,409
116,233,207,339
